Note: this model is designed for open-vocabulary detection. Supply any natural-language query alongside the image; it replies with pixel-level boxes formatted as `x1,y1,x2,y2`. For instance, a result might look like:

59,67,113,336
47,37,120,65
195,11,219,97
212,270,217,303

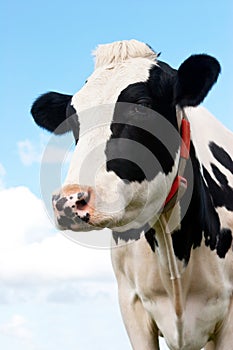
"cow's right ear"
174,54,221,108
31,92,72,134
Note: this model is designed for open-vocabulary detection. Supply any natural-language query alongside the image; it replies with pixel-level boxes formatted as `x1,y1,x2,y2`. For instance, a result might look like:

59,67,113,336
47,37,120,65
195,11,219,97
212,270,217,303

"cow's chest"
111,235,232,349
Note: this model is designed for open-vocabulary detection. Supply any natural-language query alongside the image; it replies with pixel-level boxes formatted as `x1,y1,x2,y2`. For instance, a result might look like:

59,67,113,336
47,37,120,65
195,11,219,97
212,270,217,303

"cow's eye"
137,99,152,108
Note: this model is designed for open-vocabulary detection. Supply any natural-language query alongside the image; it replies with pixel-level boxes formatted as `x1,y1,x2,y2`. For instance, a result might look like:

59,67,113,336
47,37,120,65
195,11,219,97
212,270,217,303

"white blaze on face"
62,41,179,230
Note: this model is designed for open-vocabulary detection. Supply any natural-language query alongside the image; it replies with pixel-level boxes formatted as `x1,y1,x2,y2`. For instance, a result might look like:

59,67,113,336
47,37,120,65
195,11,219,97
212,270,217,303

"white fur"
93,39,157,69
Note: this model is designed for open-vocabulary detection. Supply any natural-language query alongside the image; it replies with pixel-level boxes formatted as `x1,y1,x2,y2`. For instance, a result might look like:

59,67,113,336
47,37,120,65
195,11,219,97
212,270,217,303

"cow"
31,40,233,350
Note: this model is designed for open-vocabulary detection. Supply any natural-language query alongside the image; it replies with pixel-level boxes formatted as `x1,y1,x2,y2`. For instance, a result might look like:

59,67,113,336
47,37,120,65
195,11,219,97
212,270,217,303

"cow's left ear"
174,54,221,107
31,92,72,134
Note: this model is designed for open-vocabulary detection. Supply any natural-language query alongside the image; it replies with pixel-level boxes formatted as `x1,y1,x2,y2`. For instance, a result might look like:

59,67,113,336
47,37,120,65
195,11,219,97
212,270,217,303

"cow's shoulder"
183,107,233,259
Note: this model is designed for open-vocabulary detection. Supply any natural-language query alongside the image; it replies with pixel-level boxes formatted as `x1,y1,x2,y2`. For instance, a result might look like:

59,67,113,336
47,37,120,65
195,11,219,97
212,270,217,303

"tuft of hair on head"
93,39,157,69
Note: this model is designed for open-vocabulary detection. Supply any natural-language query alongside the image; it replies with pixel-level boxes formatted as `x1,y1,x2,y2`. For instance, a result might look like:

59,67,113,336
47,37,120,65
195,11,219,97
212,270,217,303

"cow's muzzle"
52,184,96,230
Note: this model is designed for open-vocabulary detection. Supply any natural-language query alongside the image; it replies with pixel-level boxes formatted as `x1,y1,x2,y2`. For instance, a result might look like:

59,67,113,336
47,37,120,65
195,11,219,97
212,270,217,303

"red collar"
163,111,191,212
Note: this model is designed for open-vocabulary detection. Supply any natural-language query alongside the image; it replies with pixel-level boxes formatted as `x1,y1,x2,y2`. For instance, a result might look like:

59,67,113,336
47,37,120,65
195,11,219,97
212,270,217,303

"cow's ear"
174,54,221,107
31,92,72,134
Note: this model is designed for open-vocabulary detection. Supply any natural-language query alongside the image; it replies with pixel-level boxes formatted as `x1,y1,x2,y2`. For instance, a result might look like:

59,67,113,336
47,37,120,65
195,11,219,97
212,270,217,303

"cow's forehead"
71,58,158,113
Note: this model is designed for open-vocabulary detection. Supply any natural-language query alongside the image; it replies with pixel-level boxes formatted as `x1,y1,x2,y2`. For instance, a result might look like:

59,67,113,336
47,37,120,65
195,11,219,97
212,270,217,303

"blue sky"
0,1,232,349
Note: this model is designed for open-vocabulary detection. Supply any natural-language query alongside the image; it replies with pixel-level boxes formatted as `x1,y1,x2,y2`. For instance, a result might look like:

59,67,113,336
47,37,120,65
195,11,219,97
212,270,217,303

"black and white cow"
31,40,233,350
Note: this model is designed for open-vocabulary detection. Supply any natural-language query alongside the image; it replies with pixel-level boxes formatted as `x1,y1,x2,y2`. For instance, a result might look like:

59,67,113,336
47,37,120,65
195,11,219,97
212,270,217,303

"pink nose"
52,185,95,228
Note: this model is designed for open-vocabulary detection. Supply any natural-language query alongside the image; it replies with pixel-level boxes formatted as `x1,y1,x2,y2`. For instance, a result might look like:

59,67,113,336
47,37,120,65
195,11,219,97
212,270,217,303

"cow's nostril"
75,191,90,210
76,199,87,210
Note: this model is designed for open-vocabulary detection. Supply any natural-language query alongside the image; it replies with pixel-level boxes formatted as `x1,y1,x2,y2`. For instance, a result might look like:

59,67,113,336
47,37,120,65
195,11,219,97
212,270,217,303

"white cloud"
0,186,114,302
17,134,73,166
0,163,6,189
0,314,33,342
17,139,42,165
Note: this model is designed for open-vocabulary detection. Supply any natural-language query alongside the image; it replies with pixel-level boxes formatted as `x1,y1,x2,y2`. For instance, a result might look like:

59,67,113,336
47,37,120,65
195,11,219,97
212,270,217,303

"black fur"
171,143,231,263
174,54,221,107
31,92,72,134
106,65,180,183
112,225,159,252
66,101,80,143
203,164,233,211
144,228,158,252
209,142,233,174
216,229,232,258
112,223,150,244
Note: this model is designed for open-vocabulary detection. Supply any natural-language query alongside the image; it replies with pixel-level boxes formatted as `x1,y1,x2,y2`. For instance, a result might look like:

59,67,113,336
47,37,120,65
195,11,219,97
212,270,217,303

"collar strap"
163,109,191,212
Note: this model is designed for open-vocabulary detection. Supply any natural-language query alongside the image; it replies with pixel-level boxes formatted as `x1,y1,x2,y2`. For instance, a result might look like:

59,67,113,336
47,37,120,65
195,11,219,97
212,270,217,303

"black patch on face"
107,158,145,183
203,165,233,211
52,194,61,202
82,213,90,223
57,212,90,228
106,64,179,183
57,215,73,228
56,197,68,211
64,206,75,218
209,142,233,174
74,215,82,224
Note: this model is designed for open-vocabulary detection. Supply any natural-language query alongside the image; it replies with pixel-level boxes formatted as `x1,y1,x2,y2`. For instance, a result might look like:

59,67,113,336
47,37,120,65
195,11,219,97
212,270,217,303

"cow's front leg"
118,280,159,350
211,298,233,350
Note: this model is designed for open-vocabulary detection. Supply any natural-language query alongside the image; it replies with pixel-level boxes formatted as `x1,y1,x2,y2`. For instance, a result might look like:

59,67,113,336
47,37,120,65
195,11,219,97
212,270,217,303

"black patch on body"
112,225,158,251
209,142,233,174
144,228,158,252
171,143,217,263
170,143,232,263
203,165,233,211
216,229,232,258
112,223,150,244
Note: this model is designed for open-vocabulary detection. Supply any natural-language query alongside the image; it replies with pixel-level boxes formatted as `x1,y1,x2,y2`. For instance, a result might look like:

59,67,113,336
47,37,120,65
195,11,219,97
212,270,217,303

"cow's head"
31,40,220,233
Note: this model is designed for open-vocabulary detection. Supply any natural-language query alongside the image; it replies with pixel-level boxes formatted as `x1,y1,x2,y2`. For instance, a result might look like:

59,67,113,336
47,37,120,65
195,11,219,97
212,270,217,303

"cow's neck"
169,141,221,264
150,144,209,347
151,138,221,302
153,211,185,348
